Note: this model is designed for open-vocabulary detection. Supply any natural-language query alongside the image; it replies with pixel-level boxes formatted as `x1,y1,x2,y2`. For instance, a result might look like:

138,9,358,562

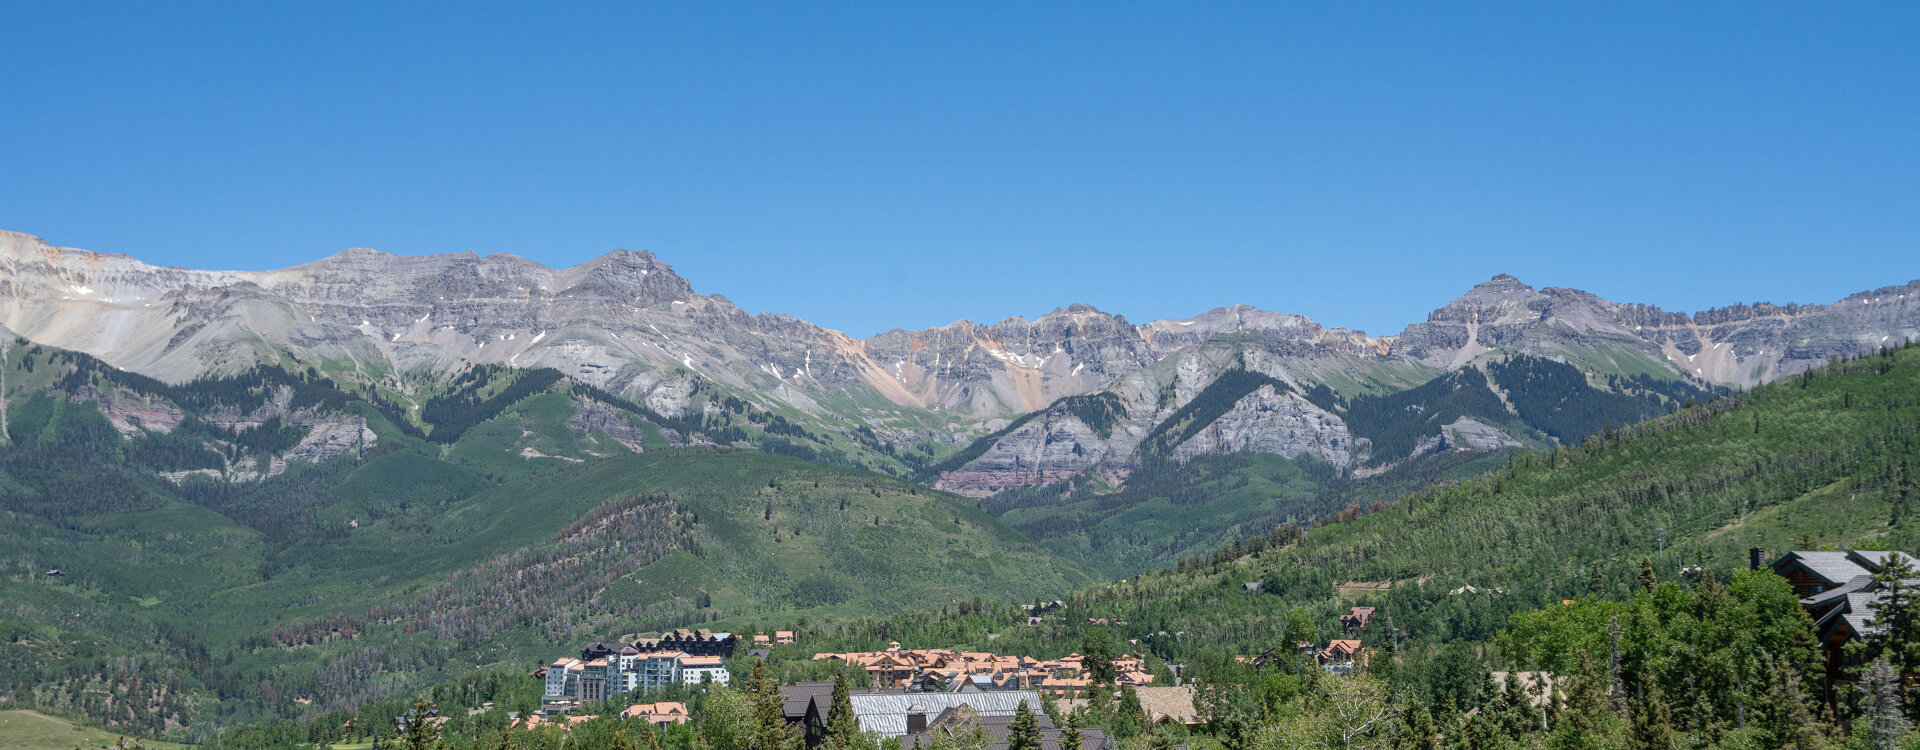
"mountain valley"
2,228,1918,738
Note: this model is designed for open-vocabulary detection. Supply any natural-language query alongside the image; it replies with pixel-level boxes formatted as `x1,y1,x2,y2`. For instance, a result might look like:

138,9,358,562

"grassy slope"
0,710,189,750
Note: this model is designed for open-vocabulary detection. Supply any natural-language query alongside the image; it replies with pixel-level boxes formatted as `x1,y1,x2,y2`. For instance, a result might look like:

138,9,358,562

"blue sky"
3,3,1915,338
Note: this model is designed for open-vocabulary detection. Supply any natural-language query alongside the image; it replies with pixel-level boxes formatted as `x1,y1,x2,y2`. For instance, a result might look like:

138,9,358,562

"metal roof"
850,691,1044,736
906,708,1113,750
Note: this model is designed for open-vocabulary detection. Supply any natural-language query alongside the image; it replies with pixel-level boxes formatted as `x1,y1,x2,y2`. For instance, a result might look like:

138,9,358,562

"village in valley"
489,547,1909,750
516,595,1399,750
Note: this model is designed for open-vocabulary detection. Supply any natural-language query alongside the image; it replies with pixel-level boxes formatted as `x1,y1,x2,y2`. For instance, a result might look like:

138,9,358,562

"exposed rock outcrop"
1169,385,1354,467
935,415,1114,498
1440,417,1522,452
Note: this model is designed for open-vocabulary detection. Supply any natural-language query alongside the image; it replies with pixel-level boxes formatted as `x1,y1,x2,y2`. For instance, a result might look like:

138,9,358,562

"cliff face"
860,305,1161,416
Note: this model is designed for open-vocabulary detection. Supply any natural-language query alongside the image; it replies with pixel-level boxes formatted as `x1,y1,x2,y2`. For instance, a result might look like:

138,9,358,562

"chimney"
1750,547,1766,571
906,705,927,735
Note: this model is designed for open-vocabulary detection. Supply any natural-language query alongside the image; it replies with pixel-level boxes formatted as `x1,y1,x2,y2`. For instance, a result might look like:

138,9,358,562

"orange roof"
512,714,597,731
621,702,690,724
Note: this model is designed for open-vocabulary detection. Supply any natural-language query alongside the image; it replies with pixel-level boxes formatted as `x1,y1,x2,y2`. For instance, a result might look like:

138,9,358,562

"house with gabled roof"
1341,607,1375,632
1319,640,1368,673
621,701,691,725
1770,549,1920,682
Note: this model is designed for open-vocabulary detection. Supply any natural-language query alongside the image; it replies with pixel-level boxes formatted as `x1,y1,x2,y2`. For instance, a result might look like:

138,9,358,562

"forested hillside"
1090,341,1919,661
0,341,1087,738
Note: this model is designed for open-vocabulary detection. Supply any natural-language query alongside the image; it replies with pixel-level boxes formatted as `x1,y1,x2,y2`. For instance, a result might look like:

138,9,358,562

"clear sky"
3,3,1916,338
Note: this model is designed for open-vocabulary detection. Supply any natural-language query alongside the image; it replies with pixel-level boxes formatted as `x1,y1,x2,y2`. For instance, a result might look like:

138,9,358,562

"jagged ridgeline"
0,338,1089,735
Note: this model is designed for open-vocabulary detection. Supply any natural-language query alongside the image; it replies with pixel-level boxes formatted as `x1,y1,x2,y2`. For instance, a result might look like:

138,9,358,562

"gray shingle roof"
1812,580,1920,638
782,682,835,720
850,691,1044,736
1786,551,1873,584
1851,551,1920,572
1804,575,1874,607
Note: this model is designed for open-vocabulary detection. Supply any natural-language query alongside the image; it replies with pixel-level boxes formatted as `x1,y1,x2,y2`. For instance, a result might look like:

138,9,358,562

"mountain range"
4,229,1918,573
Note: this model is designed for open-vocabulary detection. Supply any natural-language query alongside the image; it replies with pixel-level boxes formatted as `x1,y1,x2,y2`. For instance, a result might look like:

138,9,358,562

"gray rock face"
567,399,656,453
1169,385,1353,467
1441,417,1522,452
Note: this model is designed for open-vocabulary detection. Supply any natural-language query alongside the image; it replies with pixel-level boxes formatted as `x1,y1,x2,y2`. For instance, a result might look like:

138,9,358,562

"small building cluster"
811,645,1154,695
510,702,691,731
1242,640,1372,674
537,630,737,712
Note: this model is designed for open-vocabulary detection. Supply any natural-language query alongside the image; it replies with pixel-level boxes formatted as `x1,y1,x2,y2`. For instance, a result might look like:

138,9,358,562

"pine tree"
748,659,799,750
1082,628,1118,686
1497,670,1532,738
1758,657,1823,750
1117,684,1148,727
1588,565,1607,598
1060,711,1085,750
1405,702,1439,750
824,670,859,750
1639,558,1658,593
401,699,441,750
1869,552,1920,683
1558,652,1612,750
1087,683,1111,723
1625,675,1676,750
1899,460,1914,528
1862,658,1910,750
1007,702,1042,750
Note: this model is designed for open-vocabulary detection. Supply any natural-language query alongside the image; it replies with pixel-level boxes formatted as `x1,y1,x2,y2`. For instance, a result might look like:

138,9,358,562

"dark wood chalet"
1769,550,1919,683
